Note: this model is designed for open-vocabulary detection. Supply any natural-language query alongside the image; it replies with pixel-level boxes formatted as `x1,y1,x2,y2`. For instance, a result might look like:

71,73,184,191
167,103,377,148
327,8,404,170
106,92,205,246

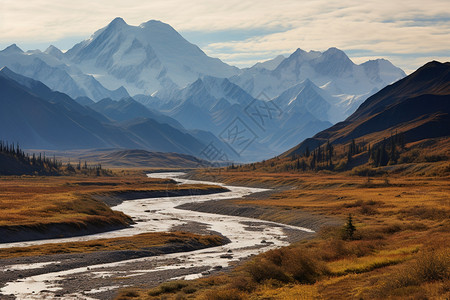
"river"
0,172,314,299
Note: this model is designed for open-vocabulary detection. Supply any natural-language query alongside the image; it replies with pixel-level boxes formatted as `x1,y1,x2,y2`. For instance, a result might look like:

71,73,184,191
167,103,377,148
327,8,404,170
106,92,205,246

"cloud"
1,0,449,72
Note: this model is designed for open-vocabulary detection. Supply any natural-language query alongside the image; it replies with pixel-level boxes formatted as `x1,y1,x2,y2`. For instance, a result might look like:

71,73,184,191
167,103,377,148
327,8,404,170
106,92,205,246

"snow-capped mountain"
0,44,129,101
230,48,406,122
136,75,332,161
0,17,408,161
249,55,286,71
65,17,239,96
272,79,331,121
0,67,222,156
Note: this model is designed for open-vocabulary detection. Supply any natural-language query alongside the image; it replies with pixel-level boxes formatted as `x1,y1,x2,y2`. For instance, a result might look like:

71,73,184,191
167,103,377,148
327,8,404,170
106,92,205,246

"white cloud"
0,0,449,71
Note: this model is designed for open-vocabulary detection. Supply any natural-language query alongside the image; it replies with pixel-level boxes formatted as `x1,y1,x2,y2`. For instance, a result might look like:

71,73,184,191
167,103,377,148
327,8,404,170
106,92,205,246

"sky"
0,0,449,73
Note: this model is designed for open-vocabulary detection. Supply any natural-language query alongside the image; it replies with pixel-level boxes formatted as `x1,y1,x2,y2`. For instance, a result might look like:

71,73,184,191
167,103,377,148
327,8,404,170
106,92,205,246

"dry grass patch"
0,174,226,230
0,232,224,259
116,172,450,299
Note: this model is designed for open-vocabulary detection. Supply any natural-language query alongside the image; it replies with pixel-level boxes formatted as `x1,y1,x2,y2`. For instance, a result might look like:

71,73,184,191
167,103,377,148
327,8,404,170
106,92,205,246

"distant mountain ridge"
0,44,129,101
284,61,450,157
0,67,218,157
0,17,408,161
230,48,406,123
65,18,239,95
74,149,213,168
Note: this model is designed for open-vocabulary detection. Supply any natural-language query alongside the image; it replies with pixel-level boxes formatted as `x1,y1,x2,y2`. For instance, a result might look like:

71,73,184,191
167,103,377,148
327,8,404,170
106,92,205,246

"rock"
220,254,233,259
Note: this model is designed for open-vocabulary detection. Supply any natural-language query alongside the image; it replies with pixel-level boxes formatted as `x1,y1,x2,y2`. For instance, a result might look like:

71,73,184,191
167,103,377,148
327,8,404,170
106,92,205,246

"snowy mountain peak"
311,47,354,77
139,19,175,32
320,47,353,65
65,17,239,96
323,47,347,56
287,48,309,62
1,44,24,54
289,48,321,61
109,17,127,28
44,45,64,58
0,66,14,76
361,58,406,84
292,48,308,56
250,55,285,71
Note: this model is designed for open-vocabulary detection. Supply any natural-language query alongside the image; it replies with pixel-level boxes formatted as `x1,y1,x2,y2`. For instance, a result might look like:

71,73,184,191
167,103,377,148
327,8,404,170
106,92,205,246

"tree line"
0,140,110,176
253,132,408,172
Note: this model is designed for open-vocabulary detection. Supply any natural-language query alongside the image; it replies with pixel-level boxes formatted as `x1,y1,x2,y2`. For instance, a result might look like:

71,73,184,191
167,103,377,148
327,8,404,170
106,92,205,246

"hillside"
0,67,211,156
228,61,449,174
284,61,449,159
71,149,212,168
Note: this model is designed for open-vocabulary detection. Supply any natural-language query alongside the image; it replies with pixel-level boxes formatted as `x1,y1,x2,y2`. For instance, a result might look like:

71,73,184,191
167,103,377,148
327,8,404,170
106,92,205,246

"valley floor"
0,172,226,243
0,170,448,299
0,172,314,299
116,170,449,299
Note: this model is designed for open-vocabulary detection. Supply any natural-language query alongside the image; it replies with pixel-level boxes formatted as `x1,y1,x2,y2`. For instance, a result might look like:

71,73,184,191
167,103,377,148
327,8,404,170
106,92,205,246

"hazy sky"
1,0,449,73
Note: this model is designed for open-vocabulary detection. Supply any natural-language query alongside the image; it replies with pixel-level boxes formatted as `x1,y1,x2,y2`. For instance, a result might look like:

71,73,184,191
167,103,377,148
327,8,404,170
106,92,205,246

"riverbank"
117,171,449,299
1,172,315,300
177,189,341,237
0,231,228,300
94,186,228,207
0,174,228,243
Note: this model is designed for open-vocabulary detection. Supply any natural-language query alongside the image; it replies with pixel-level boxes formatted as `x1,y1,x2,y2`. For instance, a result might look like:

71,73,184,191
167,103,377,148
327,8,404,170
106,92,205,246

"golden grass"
226,173,450,223
116,171,449,300
0,231,224,259
252,284,320,300
0,174,225,228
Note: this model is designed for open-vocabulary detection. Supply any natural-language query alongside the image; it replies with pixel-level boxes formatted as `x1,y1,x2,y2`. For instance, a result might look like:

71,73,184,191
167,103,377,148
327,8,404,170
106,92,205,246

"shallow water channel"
0,172,314,299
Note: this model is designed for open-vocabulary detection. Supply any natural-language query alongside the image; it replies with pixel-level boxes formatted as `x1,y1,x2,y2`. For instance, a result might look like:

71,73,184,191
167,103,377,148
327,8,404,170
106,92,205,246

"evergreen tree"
343,214,356,240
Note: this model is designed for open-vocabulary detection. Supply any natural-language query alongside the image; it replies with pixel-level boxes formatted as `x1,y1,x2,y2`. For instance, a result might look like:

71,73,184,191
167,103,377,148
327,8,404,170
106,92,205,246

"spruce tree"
343,214,356,240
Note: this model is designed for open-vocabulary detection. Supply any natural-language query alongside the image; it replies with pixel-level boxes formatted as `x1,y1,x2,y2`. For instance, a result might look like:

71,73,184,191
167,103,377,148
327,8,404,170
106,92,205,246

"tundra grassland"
117,170,449,299
0,171,226,242
0,231,224,259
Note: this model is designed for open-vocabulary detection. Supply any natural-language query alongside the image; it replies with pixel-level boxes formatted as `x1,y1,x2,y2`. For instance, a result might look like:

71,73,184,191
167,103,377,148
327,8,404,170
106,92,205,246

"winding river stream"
0,172,314,299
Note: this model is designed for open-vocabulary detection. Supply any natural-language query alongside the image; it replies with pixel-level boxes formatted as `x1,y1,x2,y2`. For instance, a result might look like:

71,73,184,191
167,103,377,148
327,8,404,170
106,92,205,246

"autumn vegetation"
228,136,449,176
0,140,113,176
0,231,225,259
117,164,449,299
0,171,226,239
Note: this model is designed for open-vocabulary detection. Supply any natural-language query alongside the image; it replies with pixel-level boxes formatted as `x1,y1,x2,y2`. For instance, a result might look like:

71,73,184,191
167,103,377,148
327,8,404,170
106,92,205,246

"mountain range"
0,67,228,158
0,17,408,162
284,61,450,158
